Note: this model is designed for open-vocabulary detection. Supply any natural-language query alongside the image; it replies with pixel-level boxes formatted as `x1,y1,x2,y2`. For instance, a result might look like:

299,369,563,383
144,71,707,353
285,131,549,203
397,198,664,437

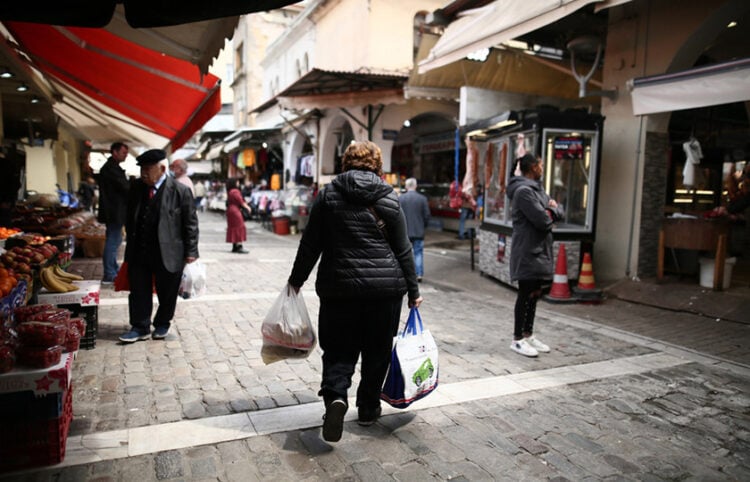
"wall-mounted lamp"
0,68,13,79
567,35,617,101
16,83,29,92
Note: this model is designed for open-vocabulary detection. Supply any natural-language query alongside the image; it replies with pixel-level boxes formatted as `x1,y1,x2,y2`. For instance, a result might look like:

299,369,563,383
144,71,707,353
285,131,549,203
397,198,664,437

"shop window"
234,42,244,76
542,129,598,232
484,131,536,226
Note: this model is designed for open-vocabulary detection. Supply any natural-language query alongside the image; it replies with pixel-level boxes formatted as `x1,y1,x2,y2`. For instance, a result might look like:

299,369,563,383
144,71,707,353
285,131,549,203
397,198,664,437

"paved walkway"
3,211,748,481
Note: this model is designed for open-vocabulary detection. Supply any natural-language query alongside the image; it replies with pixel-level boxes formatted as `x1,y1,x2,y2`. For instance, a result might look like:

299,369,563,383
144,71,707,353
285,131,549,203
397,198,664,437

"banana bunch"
40,265,82,293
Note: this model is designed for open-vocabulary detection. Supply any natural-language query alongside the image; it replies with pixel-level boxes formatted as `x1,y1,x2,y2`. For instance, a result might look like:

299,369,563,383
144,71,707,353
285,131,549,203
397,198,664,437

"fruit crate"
59,303,98,349
0,384,73,472
0,388,67,421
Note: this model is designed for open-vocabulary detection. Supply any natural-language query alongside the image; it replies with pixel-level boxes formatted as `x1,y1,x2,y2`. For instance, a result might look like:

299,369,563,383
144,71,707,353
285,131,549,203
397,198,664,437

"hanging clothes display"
242,148,256,168
682,138,703,187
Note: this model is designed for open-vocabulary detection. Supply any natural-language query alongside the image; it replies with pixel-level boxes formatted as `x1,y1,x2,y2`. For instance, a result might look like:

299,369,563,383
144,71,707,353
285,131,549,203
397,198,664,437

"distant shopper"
225,178,252,253
288,141,422,443
170,159,195,196
400,177,430,281
194,179,206,211
457,188,477,240
506,153,563,357
77,176,96,212
119,149,199,343
97,142,130,284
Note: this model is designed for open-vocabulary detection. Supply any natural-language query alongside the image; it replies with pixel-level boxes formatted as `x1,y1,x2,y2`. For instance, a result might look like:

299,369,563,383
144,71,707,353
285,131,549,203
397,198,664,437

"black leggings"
514,279,543,339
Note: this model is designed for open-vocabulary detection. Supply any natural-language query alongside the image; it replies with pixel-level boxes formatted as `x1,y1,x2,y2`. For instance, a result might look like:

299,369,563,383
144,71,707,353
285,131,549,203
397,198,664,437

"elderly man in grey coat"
399,177,431,282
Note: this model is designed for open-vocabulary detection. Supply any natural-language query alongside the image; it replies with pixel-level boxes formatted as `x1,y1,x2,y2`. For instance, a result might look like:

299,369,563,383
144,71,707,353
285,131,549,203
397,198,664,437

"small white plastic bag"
179,261,207,299
261,285,316,364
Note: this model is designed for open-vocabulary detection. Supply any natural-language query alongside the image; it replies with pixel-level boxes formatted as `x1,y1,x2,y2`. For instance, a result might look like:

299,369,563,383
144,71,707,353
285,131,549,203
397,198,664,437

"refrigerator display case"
473,109,604,285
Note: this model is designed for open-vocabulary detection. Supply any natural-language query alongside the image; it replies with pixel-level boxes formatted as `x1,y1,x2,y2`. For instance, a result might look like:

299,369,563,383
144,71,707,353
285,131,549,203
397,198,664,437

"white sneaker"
510,339,538,357
525,336,550,353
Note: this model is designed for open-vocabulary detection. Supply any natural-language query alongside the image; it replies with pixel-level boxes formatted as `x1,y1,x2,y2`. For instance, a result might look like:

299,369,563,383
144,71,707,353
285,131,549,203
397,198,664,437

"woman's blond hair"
341,141,383,176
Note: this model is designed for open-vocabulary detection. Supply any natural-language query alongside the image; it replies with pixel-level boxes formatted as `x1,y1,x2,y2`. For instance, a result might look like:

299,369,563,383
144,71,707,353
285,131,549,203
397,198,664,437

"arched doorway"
391,112,459,185
321,118,354,176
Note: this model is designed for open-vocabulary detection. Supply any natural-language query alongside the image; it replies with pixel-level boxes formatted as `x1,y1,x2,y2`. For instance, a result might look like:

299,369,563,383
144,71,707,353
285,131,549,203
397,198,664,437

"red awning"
4,22,221,150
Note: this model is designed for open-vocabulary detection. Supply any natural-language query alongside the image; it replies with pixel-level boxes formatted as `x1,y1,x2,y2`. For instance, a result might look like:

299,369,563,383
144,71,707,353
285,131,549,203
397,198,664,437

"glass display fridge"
470,108,604,285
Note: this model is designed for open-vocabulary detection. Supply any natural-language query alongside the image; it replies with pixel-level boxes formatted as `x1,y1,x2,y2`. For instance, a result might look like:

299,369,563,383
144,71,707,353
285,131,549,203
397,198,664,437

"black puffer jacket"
288,170,420,301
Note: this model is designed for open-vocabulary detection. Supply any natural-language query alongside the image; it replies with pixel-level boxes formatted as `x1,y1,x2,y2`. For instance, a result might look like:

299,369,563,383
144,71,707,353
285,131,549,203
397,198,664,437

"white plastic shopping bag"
261,285,317,364
179,261,207,299
381,307,439,408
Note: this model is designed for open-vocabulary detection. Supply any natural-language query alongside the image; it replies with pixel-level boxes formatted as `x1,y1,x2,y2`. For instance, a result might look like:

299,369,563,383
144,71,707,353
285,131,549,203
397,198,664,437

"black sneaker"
322,399,347,442
357,405,382,426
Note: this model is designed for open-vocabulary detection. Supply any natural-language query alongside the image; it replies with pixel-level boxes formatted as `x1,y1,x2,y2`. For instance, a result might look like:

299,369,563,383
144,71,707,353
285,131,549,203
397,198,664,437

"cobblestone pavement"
4,211,748,481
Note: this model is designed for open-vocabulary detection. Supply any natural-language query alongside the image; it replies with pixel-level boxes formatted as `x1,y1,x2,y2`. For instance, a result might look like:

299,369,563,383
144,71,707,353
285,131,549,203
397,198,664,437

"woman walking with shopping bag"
288,141,422,443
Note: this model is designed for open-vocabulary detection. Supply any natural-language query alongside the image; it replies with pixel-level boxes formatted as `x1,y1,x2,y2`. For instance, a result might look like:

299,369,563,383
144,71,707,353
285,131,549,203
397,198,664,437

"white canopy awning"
630,58,750,116
419,0,607,73
205,142,225,160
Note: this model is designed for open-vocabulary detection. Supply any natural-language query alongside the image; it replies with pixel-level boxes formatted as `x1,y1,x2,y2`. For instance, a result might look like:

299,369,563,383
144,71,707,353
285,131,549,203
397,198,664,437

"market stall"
469,108,604,286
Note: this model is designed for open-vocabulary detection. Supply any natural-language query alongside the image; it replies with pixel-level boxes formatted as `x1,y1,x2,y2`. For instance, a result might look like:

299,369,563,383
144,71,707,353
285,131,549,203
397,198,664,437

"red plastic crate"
0,384,73,472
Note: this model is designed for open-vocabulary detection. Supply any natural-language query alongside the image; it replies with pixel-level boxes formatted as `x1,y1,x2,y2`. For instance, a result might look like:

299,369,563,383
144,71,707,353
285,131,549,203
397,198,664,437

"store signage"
416,131,457,154
553,137,584,159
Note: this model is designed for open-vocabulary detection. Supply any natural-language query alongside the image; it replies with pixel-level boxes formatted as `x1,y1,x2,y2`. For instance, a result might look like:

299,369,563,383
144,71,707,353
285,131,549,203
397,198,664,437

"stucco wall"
25,141,57,194
597,0,730,280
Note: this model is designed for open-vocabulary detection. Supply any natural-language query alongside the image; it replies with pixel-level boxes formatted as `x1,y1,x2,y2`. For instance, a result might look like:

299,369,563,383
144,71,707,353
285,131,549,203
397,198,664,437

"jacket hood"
331,170,393,205
507,175,542,201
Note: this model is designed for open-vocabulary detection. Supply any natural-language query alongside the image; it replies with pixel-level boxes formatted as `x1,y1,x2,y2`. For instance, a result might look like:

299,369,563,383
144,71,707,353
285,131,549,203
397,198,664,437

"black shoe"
417,276,423,283
357,405,382,426
322,399,347,442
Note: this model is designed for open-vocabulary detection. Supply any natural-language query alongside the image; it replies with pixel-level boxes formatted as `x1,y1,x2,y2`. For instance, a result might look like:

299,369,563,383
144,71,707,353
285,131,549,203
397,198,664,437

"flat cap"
136,149,167,166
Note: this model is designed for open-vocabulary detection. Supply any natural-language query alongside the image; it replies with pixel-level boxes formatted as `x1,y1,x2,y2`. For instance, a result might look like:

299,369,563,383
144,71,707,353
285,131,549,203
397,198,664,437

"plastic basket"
0,384,73,472
59,303,98,350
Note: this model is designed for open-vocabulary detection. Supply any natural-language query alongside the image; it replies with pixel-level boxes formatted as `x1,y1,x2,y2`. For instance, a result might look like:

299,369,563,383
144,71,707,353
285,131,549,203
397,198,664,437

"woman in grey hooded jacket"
289,141,422,442
506,153,564,357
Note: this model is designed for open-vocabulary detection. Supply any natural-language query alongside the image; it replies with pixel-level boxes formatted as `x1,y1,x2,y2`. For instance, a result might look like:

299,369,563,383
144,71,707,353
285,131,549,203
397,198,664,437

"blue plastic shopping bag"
381,307,439,409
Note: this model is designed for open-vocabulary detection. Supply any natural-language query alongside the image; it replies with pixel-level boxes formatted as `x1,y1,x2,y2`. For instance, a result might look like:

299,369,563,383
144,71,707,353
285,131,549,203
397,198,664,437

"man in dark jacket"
399,177,430,281
119,149,199,343
507,153,564,358
288,141,422,443
97,142,130,283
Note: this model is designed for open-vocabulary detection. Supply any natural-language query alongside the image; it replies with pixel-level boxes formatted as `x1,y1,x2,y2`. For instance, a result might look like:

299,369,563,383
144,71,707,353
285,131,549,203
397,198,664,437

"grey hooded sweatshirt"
506,175,564,281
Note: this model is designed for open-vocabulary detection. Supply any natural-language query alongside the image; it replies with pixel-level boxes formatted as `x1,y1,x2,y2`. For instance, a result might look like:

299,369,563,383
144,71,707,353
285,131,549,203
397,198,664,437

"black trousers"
318,296,402,409
127,250,183,335
513,279,543,339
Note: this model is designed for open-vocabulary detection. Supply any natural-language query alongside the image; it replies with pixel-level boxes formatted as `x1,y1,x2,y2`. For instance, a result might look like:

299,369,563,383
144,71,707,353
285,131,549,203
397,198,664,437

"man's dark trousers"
127,250,182,335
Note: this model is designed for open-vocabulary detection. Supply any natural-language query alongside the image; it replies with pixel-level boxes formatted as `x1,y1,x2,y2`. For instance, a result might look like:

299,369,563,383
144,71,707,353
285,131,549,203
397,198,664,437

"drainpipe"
625,114,644,279
625,1,650,279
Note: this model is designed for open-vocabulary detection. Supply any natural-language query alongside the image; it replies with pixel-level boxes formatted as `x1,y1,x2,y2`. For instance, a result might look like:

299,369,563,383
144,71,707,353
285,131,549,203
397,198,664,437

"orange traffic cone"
544,244,576,303
573,252,603,303
577,253,596,290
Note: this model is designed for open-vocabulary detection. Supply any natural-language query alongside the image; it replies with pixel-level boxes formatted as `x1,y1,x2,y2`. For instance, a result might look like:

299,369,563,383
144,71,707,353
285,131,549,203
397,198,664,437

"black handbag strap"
368,206,389,241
